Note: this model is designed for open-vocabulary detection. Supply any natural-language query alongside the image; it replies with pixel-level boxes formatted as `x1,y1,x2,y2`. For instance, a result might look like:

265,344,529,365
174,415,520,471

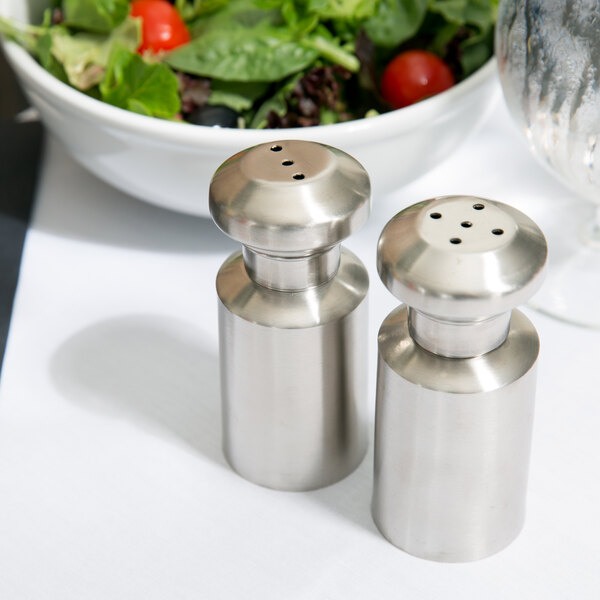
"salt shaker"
209,140,370,491
372,195,547,562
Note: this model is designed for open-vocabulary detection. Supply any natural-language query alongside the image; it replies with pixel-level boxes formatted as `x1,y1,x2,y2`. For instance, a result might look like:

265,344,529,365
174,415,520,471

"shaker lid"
377,196,547,318
209,140,371,253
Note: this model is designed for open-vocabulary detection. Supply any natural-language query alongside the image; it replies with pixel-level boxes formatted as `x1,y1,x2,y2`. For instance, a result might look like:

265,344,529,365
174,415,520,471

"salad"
0,0,497,128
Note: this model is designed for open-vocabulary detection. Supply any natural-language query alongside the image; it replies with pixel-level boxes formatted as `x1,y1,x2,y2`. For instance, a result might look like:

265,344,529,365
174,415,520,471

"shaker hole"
461,221,472,228
282,159,294,166
492,228,504,235
430,212,442,219
270,145,283,152
450,238,462,244
473,203,485,210
293,173,305,180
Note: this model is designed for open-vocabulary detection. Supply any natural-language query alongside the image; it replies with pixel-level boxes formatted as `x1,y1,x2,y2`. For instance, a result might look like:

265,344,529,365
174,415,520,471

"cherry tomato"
380,50,455,109
130,0,191,54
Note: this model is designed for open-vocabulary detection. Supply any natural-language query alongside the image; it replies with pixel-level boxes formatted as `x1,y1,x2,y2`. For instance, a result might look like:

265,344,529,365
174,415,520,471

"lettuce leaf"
49,17,140,90
100,45,181,118
306,0,377,20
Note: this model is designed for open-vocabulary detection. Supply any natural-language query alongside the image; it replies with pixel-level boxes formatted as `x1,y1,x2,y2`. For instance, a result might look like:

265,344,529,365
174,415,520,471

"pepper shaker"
372,195,547,562
209,140,371,491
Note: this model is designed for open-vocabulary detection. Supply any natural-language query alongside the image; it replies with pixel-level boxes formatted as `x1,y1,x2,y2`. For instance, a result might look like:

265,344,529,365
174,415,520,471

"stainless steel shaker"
372,195,547,562
209,140,371,491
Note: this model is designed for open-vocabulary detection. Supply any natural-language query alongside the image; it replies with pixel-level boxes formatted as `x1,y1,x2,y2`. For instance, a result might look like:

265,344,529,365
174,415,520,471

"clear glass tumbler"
496,0,600,328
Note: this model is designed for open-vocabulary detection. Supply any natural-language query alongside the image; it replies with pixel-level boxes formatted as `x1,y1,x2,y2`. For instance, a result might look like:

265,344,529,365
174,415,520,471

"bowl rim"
2,30,497,148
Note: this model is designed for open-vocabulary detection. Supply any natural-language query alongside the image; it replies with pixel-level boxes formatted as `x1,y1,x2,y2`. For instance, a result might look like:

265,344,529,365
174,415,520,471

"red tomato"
380,50,455,109
130,0,190,54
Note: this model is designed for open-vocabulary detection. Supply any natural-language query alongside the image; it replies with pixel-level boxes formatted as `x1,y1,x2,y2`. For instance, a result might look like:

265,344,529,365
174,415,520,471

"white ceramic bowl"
1,0,498,217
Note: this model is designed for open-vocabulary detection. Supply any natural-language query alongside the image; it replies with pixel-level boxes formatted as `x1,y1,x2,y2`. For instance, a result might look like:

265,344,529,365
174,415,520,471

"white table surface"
1,85,599,600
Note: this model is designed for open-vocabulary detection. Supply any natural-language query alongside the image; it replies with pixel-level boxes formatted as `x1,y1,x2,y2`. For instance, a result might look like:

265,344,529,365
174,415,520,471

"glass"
496,0,600,328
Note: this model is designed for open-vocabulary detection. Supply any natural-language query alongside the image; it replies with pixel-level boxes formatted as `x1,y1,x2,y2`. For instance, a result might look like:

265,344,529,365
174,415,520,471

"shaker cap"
377,196,547,319
209,140,371,253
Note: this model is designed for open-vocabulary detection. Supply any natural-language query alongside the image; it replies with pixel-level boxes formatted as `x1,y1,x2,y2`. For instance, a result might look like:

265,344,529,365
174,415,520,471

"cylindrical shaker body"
210,139,372,491
373,306,539,562
373,196,547,561
217,249,369,491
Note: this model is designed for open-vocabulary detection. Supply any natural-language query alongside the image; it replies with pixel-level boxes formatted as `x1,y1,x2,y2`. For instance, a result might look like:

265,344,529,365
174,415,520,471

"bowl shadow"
33,137,236,255
49,314,225,467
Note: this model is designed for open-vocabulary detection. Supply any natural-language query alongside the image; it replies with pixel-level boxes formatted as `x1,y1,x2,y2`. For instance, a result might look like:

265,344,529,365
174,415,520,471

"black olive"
187,105,239,128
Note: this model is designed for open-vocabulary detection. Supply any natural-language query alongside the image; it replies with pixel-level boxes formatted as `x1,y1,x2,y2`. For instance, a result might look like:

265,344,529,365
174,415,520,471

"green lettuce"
100,44,181,118
62,0,129,34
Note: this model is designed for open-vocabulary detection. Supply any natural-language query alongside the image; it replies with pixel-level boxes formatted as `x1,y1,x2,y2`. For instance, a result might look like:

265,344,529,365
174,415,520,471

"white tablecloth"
1,83,599,600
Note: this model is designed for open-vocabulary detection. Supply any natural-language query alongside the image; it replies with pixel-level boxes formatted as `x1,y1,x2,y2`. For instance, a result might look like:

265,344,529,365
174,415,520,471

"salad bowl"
1,0,498,217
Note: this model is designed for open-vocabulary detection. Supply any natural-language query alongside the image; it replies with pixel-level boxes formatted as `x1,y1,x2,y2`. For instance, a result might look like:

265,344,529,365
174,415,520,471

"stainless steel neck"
242,245,341,291
408,308,512,358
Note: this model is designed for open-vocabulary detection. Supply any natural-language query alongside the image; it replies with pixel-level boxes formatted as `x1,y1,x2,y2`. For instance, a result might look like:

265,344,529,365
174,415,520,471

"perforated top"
377,196,548,319
209,140,371,254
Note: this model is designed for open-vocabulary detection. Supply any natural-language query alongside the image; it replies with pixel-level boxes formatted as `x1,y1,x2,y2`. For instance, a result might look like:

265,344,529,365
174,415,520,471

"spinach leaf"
459,25,494,75
250,73,301,128
100,45,181,118
166,25,318,82
427,20,460,56
208,80,270,111
428,0,497,30
175,0,228,21
364,0,428,47
62,0,129,34
428,0,497,75
278,1,320,35
190,0,281,34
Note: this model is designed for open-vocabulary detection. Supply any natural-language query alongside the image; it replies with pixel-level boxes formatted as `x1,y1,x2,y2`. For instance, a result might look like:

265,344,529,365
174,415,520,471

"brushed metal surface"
373,197,547,561
407,309,512,359
242,245,341,292
373,305,539,562
211,139,371,490
377,196,547,322
217,249,369,491
210,140,371,254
